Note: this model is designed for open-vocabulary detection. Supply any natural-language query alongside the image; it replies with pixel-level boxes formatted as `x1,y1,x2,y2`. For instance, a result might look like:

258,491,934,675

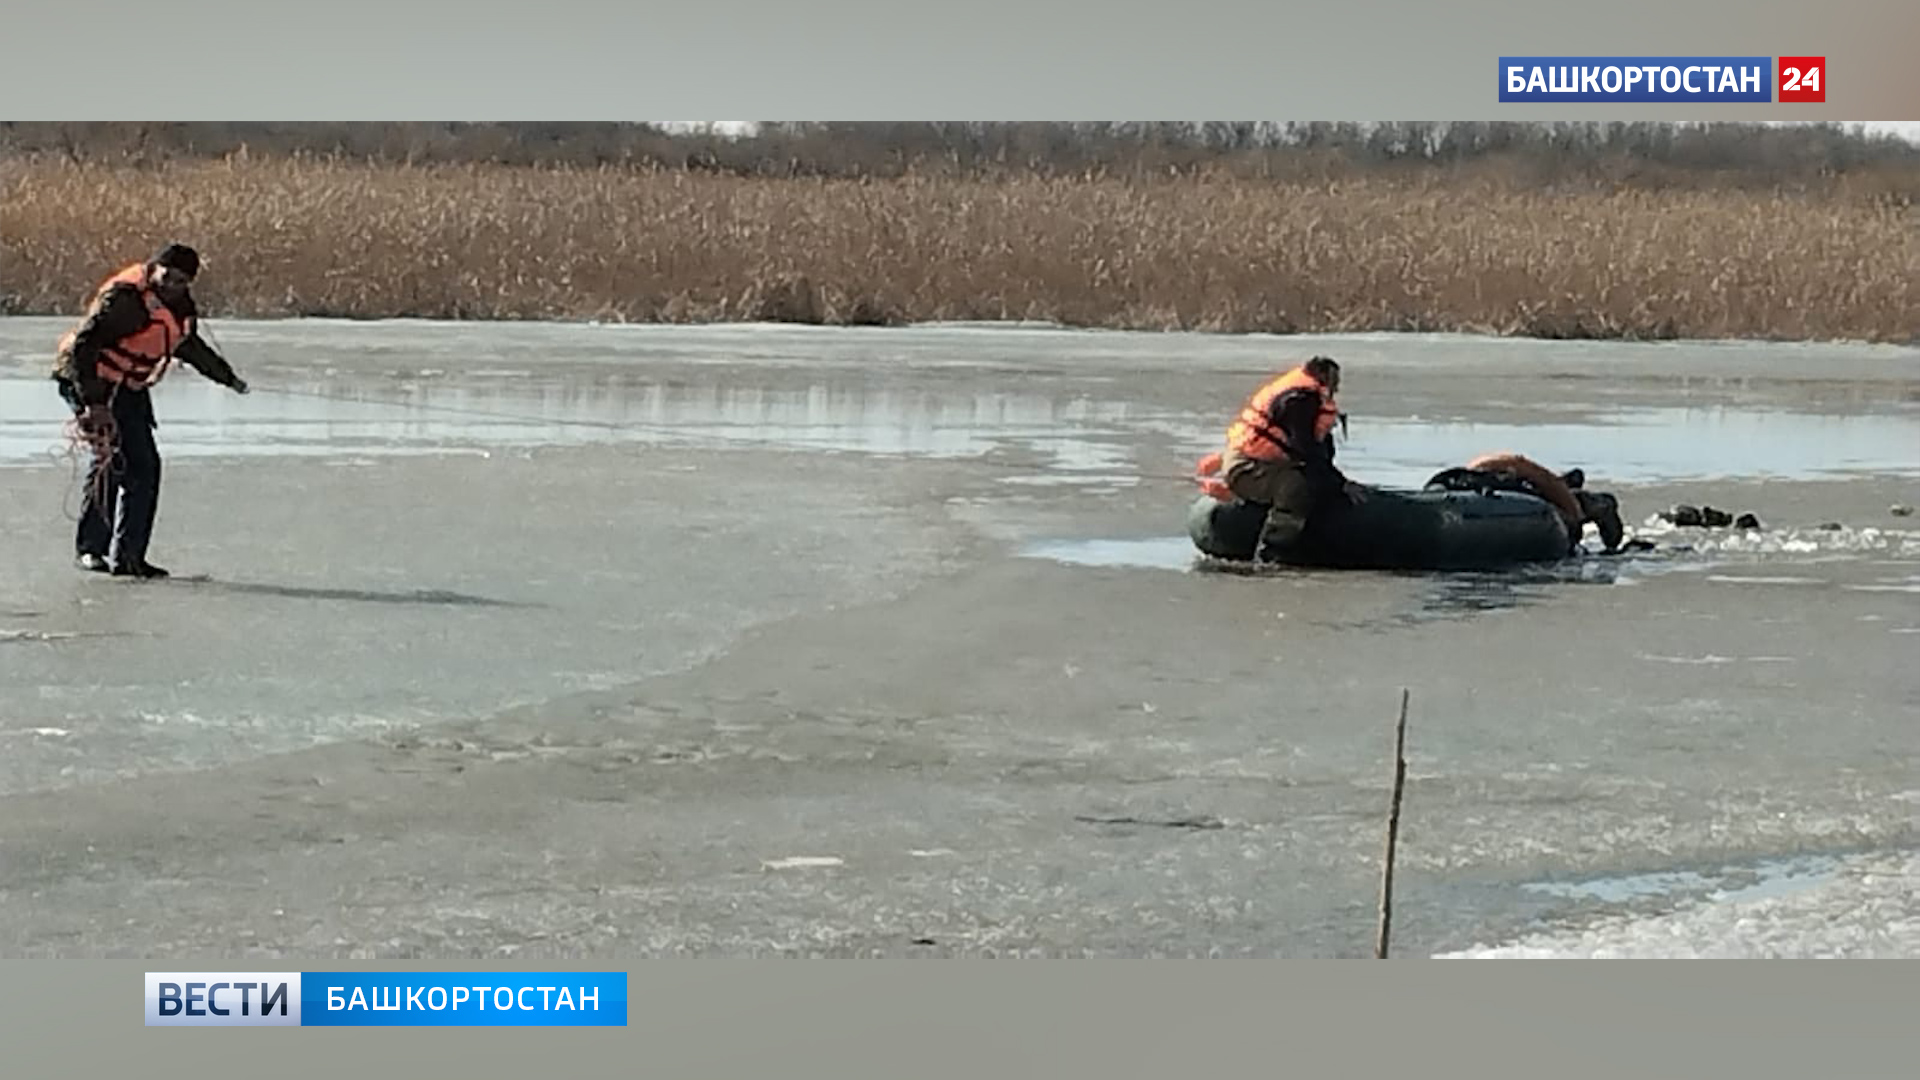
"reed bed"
3,156,1915,342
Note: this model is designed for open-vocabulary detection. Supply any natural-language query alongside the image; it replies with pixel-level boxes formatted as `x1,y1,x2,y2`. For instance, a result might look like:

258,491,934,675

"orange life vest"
57,262,192,390
1465,451,1585,532
1225,365,1340,462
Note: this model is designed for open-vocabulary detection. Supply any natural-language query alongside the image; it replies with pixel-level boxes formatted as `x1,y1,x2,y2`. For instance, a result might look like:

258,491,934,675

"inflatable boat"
1185,486,1574,571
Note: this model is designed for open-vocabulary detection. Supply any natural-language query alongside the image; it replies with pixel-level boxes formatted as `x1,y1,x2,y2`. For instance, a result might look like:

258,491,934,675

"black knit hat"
152,243,201,278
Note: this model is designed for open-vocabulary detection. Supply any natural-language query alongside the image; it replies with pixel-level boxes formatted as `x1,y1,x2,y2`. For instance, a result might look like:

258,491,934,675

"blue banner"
299,971,627,1026
145,971,627,1026
1499,56,1774,102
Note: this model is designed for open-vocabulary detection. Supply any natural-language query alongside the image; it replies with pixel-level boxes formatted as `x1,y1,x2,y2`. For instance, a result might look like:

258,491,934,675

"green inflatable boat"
1185,486,1575,571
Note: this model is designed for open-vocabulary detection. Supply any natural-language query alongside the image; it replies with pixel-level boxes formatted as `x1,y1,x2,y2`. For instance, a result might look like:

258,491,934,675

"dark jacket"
53,281,243,405
1267,383,1346,494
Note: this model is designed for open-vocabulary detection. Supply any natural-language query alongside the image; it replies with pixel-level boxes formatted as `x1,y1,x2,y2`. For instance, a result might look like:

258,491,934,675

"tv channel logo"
1498,56,1774,102
1777,56,1826,102
145,972,302,1027
144,970,627,1027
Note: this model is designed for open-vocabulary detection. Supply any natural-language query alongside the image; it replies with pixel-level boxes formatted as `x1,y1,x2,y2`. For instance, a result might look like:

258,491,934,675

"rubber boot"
1254,507,1306,565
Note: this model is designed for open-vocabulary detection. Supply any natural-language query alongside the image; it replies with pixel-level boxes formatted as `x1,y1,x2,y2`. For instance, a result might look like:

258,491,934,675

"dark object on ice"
1661,504,1757,529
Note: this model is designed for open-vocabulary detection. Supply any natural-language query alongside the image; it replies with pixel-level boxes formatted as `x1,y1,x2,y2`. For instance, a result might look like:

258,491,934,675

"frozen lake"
1,318,1915,958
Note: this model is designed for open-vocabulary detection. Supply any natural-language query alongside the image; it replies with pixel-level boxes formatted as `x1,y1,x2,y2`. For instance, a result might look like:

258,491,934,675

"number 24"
1784,66,1821,91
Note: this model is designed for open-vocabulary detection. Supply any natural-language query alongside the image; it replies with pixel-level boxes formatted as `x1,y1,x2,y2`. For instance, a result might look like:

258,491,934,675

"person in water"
1425,452,1625,554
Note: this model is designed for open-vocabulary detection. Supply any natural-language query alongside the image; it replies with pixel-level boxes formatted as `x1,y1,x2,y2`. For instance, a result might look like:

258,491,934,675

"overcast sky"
1858,121,1920,141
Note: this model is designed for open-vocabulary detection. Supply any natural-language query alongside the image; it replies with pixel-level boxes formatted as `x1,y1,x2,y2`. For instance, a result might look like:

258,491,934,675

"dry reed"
3,157,1915,342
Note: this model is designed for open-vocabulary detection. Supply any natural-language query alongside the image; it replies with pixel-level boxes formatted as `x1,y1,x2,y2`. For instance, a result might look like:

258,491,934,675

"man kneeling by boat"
1200,356,1368,563
1424,452,1625,554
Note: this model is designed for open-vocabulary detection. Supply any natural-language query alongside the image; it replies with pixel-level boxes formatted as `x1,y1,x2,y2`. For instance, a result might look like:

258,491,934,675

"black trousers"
59,381,162,567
